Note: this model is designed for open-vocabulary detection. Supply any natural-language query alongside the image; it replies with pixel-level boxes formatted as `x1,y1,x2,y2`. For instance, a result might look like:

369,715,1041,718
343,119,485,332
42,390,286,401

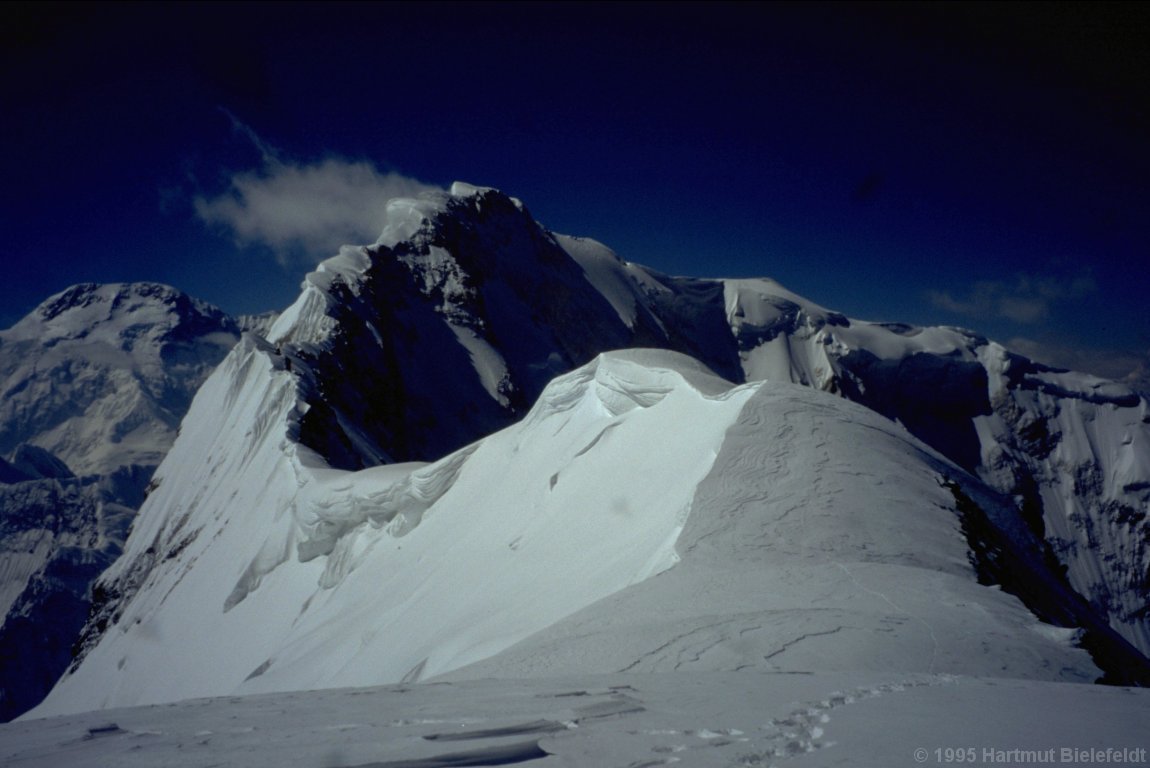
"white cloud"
195,140,440,265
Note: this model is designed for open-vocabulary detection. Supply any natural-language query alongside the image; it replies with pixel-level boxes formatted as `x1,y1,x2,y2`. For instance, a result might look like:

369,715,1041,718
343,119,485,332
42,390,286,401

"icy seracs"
26,184,1149,721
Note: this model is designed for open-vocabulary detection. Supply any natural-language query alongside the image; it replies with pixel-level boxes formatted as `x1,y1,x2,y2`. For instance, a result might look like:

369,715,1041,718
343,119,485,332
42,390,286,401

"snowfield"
5,184,1149,762
4,673,1148,767
25,348,1130,715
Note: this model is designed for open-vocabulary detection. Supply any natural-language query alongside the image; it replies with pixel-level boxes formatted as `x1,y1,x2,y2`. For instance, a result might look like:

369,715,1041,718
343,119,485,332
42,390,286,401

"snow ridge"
36,350,756,713
26,184,1150,719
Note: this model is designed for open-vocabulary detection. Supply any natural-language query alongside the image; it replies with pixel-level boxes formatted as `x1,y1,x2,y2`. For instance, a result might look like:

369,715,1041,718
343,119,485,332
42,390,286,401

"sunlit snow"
7,184,1148,765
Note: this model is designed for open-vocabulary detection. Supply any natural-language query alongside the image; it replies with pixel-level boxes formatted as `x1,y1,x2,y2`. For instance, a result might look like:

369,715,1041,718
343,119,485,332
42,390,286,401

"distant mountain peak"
0,281,242,477
35,281,186,319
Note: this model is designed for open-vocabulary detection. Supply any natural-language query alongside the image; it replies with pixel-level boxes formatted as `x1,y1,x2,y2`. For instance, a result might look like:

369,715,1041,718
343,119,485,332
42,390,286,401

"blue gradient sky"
2,2,1147,382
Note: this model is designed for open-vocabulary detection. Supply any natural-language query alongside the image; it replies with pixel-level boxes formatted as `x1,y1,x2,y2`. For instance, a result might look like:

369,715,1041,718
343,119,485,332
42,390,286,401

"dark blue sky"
2,2,1148,382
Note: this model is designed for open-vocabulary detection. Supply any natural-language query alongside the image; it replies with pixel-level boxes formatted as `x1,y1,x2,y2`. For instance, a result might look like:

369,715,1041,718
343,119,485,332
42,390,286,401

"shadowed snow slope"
30,348,1124,717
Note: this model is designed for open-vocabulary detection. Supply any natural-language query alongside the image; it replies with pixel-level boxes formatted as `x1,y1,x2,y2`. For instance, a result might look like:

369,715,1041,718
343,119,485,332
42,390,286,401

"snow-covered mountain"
25,183,1148,725
29,347,1121,715
0,282,244,476
0,283,246,720
273,183,1150,659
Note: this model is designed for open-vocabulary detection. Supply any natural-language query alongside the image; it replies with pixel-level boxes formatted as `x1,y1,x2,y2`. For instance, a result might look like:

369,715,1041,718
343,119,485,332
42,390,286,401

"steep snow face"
34,349,1117,717
59,330,307,689
973,345,1150,654
0,283,240,476
33,349,755,714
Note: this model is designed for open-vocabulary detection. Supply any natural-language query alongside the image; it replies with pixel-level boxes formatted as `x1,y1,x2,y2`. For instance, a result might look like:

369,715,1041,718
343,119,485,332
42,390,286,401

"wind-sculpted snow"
6,672,1149,768
443,384,1110,684
32,350,756,714
293,454,470,586
35,345,1145,717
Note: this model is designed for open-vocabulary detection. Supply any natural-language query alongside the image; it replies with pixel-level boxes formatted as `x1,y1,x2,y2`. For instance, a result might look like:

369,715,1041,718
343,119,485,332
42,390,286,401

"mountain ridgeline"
273,184,1150,657
15,183,1150,718
275,185,741,469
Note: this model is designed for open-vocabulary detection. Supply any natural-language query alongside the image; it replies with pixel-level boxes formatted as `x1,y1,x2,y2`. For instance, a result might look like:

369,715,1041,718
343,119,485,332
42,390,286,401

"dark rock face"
0,477,134,721
835,349,994,473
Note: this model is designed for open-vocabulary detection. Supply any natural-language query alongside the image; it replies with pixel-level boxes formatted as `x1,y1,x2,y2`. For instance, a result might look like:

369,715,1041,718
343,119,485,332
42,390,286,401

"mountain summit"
26,184,1150,718
0,282,241,476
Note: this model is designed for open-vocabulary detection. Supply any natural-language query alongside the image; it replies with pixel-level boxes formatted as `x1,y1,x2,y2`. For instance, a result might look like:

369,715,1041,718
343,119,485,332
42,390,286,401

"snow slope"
5,672,1149,768
34,350,748,711
32,349,1120,717
0,284,244,720
25,184,1149,726
442,380,1099,683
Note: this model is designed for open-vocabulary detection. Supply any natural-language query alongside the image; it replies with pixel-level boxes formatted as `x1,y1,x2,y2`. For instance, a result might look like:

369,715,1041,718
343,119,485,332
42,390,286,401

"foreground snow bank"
7,672,1148,767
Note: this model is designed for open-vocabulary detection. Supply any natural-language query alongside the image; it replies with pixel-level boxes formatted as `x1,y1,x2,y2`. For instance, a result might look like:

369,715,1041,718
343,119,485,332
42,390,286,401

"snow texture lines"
835,562,941,675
